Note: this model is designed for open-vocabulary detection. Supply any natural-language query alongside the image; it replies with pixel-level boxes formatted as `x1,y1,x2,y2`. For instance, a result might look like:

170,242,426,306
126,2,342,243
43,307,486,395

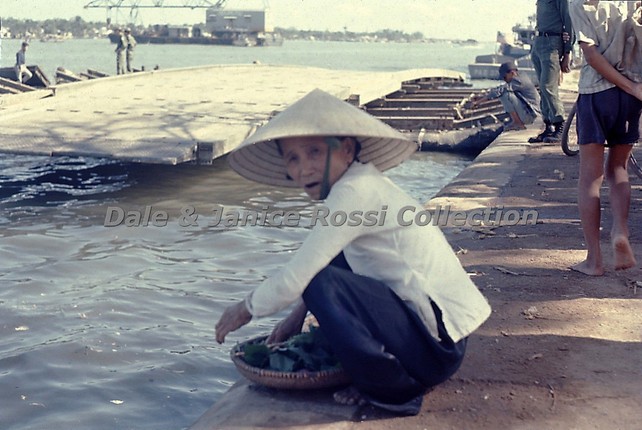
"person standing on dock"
124,28,136,73
215,89,491,416
14,41,32,84
473,61,540,131
567,0,642,276
114,28,127,75
528,0,575,143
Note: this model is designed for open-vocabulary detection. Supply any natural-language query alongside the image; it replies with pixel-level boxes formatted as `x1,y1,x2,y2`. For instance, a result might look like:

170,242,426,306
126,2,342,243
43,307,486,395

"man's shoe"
543,122,564,143
528,127,553,143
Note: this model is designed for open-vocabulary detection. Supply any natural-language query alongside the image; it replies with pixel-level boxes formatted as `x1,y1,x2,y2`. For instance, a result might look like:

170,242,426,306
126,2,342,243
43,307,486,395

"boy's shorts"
576,86,642,146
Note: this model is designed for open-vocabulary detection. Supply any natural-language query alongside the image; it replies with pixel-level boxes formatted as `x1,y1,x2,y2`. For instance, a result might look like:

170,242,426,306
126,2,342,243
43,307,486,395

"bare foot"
612,234,637,271
333,386,367,407
570,260,604,276
504,122,527,131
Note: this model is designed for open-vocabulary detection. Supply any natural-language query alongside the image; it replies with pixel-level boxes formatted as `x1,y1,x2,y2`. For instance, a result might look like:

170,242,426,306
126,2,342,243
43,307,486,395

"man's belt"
535,31,562,37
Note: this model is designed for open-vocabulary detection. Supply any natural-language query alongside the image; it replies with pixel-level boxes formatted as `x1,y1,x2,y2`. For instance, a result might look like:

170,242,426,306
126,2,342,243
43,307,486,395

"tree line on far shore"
1,16,477,44
1,16,108,39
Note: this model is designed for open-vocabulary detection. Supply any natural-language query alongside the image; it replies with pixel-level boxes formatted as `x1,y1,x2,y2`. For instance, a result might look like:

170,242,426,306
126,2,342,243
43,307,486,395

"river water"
0,38,497,430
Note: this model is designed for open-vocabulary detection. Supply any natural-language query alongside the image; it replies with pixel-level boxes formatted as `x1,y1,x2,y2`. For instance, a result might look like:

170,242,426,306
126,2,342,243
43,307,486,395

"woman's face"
280,136,356,200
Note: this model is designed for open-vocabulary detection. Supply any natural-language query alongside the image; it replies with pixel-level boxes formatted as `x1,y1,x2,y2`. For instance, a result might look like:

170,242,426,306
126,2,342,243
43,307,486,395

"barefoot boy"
569,0,642,275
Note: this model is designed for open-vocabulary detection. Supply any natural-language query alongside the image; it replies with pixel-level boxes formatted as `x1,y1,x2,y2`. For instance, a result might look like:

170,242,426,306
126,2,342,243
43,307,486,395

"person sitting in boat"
214,89,492,416
473,61,540,131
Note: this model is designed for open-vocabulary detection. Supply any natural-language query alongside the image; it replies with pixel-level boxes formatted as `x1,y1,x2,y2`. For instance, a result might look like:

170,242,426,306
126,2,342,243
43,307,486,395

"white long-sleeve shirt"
246,162,491,343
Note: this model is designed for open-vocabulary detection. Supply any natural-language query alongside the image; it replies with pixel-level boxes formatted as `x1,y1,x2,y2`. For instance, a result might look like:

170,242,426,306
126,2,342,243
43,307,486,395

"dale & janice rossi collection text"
103,205,539,228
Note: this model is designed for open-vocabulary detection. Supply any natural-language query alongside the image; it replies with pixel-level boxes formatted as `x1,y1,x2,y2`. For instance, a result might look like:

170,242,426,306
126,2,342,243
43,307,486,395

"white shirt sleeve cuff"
243,292,254,316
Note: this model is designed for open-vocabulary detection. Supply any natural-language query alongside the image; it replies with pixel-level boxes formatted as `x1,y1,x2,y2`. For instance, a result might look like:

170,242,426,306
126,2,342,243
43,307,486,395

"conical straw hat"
228,88,417,187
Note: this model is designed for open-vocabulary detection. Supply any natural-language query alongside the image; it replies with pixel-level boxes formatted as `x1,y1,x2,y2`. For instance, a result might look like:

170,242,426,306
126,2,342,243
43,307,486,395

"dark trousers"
302,254,467,414
531,35,565,124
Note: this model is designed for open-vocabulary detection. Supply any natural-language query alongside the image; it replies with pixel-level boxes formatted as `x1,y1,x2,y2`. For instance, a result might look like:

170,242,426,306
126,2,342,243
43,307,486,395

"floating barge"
0,65,507,163
0,65,490,164
109,8,283,47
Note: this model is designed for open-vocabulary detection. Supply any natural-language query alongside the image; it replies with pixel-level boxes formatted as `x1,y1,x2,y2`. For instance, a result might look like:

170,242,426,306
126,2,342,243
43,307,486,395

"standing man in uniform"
114,28,126,75
15,41,32,84
529,0,575,143
124,28,137,73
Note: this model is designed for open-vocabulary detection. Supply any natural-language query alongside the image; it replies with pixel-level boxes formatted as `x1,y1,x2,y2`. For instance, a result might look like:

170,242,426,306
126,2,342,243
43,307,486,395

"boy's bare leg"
607,144,637,270
612,235,636,270
571,144,605,276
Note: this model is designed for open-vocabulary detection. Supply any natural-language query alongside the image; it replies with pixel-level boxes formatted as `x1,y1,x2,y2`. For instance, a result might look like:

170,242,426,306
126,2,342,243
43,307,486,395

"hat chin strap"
320,137,341,200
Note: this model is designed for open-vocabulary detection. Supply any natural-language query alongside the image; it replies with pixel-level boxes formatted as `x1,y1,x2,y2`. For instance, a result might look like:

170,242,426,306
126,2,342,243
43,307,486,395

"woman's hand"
215,301,252,344
266,302,308,344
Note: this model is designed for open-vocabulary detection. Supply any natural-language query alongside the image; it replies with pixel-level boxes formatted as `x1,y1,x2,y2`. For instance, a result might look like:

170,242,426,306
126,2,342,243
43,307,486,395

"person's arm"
215,299,252,343
471,85,504,106
215,291,308,345
247,179,376,319
581,42,642,101
559,0,575,73
216,175,375,343
560,52,572,73
266,300,308,344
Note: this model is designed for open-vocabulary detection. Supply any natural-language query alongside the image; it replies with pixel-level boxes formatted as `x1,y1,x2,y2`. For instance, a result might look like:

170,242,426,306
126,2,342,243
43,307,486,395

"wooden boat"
0,65,50,94
416,125,504,155
362,76,509,156
468,22,538,85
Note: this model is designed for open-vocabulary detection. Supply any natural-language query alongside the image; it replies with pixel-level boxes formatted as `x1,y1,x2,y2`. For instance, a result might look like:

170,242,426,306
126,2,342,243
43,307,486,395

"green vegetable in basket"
241,343,270,368
241,326,342,372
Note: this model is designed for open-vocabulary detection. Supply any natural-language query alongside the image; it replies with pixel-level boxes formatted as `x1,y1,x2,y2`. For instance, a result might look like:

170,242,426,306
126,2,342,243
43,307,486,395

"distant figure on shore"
124,28,137,73
15,42,32,84
473,61,540,131
114,28,127,75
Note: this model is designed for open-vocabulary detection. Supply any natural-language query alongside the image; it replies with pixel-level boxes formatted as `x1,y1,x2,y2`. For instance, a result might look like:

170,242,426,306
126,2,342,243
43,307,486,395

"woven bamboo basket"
230,335,350,390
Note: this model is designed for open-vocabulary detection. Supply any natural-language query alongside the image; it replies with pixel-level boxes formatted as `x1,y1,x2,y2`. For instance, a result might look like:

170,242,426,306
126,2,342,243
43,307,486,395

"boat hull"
468,54,538,85
0,65,50,88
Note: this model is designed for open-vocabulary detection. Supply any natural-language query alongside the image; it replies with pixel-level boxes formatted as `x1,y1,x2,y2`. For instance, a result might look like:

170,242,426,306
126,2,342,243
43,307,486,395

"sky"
0,0,536,42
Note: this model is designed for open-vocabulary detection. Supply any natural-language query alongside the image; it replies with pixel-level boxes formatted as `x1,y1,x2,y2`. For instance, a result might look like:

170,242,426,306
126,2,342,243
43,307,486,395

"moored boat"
468,54,538,85
363,76,510,156
468,21,538,84
0,65,50,90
